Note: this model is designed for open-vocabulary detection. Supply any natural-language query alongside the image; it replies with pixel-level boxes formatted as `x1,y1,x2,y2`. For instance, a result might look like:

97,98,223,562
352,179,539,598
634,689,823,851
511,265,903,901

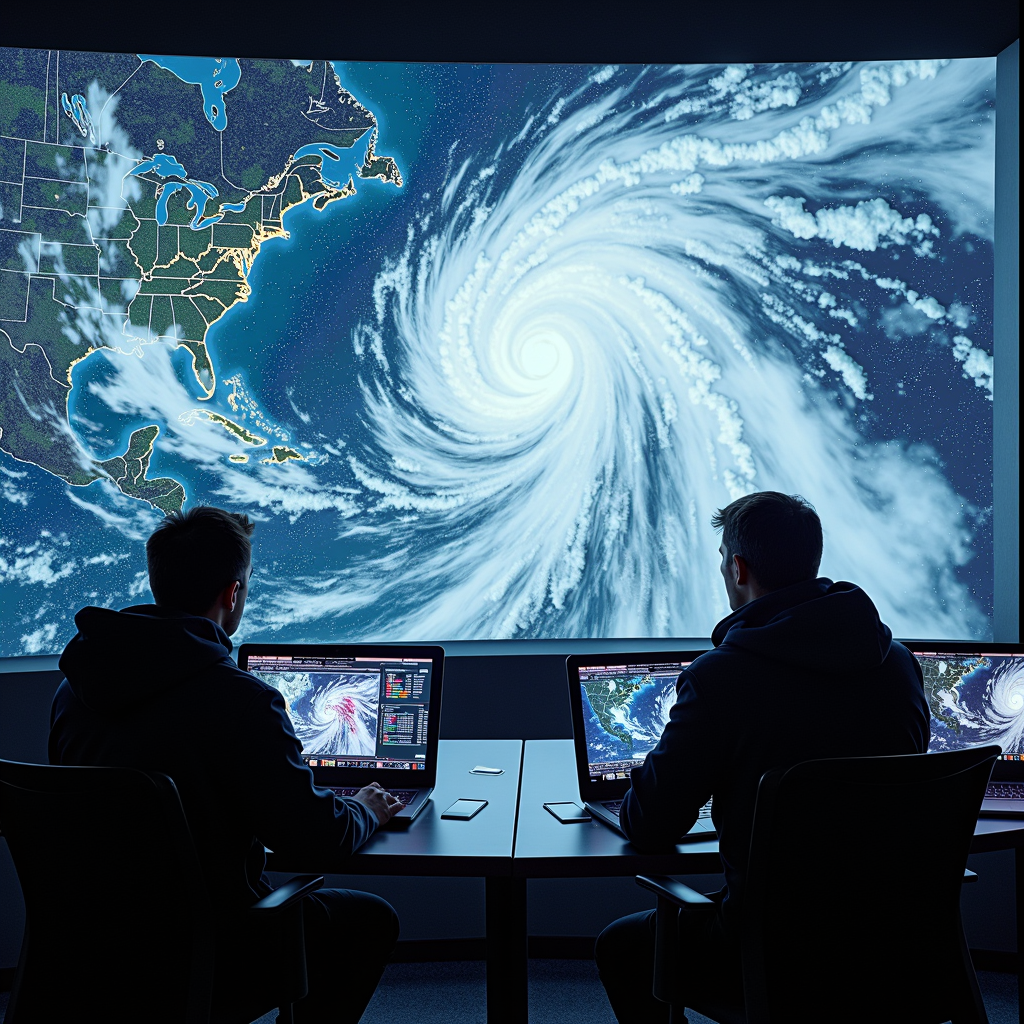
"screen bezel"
238,642,445,788
566,650,706,802
901,639,1024,781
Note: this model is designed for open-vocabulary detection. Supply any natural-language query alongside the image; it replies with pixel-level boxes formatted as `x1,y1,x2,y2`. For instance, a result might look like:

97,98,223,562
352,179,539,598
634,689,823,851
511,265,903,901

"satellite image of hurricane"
924,656,1024,755
0,53,997,655
252,669,379,756
582,673,679,765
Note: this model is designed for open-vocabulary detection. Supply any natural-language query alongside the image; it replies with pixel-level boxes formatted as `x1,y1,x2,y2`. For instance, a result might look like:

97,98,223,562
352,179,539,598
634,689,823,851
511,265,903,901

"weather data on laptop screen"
246,654,433,771
919,651,1024,759
580,661,694,780
0,52,998,655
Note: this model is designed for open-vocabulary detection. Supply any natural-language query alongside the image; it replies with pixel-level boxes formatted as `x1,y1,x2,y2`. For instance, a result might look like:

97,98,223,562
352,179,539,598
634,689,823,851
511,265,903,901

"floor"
1,962,1018,1022
268,960,1021,1024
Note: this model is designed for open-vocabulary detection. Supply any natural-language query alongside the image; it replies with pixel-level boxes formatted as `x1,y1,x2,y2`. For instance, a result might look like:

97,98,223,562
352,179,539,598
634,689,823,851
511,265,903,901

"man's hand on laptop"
353,782,406,826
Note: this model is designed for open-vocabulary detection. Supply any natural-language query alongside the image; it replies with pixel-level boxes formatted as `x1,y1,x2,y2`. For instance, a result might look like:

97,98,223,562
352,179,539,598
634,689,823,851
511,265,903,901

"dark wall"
440,656,572,740
0,658,572,764
5,0,1020,65
0,670,62,765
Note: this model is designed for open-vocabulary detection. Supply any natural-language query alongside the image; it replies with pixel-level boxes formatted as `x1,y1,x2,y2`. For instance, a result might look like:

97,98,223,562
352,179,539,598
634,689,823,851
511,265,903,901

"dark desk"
501,740,727,1022
267,739,524,1022
514,739,721,878
515,740,1024,1024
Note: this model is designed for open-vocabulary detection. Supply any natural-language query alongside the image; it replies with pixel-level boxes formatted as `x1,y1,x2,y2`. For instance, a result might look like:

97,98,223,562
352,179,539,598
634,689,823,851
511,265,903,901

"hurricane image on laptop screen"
245,653,433,769
919,652,1024,755
256,669,379,757
580,661,692,781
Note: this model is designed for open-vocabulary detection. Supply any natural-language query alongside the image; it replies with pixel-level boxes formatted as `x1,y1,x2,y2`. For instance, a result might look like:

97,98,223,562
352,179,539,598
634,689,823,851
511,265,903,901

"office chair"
637,744,1000,1024
0,758,323,1024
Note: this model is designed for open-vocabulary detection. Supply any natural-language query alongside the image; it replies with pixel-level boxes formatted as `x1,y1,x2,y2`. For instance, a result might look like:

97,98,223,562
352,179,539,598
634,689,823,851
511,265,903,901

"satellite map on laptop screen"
904,642,1024,759
574,655,701,784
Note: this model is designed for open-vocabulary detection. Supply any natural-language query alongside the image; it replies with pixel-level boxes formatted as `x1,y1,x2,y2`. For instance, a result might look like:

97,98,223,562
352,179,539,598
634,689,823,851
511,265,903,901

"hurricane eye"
292,675,379,758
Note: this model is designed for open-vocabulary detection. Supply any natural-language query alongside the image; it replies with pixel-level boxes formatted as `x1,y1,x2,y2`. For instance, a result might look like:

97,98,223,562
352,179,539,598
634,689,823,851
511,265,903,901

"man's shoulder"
671,647,754,715
52,658,276,715
681,635,925,709
685,644,756,683
205,661,280,704
882,640,925,682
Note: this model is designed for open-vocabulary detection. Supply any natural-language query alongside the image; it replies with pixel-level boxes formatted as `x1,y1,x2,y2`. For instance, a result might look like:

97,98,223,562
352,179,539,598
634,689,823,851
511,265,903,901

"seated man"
50,506,402,1024
595,491,929,1024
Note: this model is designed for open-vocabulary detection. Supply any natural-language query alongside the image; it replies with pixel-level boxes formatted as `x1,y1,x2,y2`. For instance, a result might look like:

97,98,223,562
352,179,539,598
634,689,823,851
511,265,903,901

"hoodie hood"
710,577,893,674
58,605,234,715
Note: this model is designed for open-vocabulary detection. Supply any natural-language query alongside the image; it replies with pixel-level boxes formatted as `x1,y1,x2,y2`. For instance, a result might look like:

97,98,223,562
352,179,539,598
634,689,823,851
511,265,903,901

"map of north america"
0,50,400,510
582,672,679,765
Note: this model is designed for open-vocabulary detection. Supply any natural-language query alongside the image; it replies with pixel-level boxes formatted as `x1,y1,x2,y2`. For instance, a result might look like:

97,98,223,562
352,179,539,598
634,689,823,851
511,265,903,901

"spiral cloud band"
255,671,380,756
270,59,993,641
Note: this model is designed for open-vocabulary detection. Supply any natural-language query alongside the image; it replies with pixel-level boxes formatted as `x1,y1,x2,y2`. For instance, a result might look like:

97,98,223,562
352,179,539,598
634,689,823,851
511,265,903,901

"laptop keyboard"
986,784,1024,799
331,787,419,803
604,797,713,818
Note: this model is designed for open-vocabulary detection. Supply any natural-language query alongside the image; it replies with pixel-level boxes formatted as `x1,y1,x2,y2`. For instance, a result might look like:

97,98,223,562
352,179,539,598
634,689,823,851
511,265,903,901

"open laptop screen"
239,645,443,780
575,656,700,784
903,642,1024,766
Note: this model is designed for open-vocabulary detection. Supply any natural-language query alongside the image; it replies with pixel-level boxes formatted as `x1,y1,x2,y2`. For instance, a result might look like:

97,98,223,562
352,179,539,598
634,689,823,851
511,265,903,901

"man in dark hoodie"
594,491,929,1024
50,507,402,1023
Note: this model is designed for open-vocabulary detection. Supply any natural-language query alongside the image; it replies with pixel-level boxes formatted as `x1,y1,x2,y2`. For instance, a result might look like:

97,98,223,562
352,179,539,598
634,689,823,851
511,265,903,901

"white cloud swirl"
242,59,994,641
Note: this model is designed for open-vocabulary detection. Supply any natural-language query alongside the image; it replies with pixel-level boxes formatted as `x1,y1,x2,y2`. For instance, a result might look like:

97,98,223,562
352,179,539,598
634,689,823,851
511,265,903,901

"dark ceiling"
3,0,1019,64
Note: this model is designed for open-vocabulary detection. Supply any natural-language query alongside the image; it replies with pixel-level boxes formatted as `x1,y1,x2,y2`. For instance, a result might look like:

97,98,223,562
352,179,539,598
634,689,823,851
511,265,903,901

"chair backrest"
0,758,215,1024
742,745,999,1024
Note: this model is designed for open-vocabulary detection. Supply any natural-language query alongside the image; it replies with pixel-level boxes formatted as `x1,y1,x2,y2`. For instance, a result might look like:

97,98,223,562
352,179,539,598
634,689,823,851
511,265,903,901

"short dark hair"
711,491,822,591
146,507,254,614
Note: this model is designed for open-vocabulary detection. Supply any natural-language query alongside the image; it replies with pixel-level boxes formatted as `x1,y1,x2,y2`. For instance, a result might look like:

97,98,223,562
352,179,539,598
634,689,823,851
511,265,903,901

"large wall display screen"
0,52,998,654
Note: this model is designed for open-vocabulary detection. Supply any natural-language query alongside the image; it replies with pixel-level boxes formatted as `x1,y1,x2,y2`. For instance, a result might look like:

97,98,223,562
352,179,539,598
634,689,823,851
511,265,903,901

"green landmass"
98,425,185,513
0,332,98,486
359,131,404,186
583,673,649,752
263,446,303,464
0,49,400,511
202,411,266,446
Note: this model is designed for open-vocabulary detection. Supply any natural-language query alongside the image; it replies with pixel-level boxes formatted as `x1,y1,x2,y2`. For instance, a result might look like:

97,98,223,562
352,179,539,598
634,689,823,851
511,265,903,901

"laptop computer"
238,642,444,827
566,650,715,840
903,641,1024,816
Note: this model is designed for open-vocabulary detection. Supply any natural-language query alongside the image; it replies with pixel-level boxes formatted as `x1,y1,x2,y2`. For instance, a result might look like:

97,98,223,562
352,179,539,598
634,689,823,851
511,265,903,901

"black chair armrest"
637,875,715,1006
251,875,324,914
963,869,978,884
637,874,716,911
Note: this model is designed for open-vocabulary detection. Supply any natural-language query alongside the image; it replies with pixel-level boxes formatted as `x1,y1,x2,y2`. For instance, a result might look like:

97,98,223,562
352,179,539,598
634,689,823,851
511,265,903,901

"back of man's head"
712,491,822,592
146,507,254,615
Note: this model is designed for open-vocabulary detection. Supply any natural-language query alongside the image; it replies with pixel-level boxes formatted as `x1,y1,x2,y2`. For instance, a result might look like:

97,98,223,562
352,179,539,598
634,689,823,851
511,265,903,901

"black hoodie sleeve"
619,669,725,849
235,685,379,858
